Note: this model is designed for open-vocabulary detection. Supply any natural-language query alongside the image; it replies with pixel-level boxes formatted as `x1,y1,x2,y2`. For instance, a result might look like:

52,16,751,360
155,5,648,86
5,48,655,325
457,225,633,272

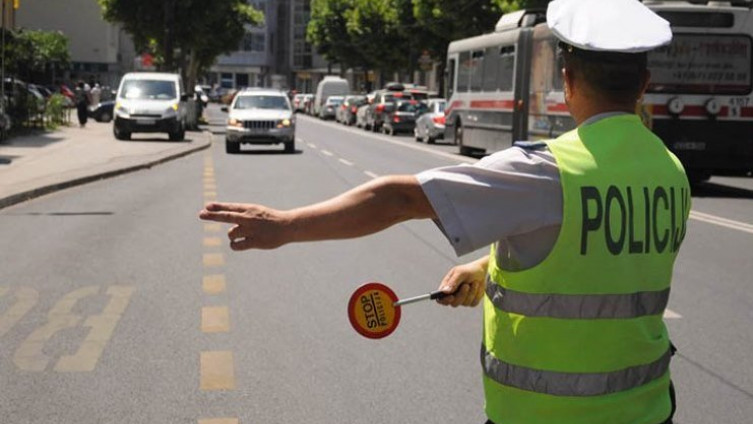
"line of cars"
293,82,449,145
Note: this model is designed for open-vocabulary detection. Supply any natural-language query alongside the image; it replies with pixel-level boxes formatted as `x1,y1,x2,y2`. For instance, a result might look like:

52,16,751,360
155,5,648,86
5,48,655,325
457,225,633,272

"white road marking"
300,117,753,237
321,150,333,156
364,171,379,179
664,309,682,319
300,115,475,164
339,158,354,166
689,211,753,235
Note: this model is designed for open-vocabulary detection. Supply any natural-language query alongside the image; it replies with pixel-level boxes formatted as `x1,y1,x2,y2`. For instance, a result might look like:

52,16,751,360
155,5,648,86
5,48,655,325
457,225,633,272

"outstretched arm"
199,175,436,250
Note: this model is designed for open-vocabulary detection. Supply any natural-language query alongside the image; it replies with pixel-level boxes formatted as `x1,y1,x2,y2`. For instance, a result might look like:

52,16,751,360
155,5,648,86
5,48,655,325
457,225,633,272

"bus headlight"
667,97,684,115
705,98,721,116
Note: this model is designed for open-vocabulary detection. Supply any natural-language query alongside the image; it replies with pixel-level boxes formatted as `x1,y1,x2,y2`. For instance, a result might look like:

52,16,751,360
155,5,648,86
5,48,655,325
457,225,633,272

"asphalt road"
0,104,751,423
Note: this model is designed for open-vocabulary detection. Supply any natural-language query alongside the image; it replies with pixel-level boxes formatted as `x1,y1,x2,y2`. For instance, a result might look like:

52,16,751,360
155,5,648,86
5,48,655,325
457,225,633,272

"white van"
113,72,187,141
314,76,349,116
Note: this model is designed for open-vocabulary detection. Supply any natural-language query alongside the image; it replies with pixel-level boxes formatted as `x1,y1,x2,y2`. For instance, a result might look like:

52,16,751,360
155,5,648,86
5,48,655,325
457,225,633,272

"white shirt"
417,113,626,270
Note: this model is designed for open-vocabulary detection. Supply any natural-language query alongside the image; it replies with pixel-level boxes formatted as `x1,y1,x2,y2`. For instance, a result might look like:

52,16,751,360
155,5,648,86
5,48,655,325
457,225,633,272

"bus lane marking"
338,158,354,166
13,285,134,372
201,306,230,333
364,171,379,179
200,351,236,391
0,287,38,339
664,309,682,319
321,149,334,157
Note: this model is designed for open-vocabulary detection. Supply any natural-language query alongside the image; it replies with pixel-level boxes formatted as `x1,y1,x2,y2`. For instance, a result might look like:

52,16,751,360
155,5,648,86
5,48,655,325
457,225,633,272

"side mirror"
221,106,228,113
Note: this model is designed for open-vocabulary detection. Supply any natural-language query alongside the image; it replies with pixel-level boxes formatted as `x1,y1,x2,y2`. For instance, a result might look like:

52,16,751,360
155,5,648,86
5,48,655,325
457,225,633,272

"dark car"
337,95,367,125
381,100,429,136
365,83,428,133
89,100,115,122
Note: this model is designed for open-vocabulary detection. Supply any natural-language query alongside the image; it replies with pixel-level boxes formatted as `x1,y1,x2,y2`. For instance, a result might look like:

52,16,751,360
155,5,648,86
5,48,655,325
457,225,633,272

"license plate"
673,142,706,151
137,119,156,125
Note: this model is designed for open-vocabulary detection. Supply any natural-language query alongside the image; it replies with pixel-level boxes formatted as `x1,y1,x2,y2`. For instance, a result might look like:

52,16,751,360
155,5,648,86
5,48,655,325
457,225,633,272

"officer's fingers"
229,237,255,251
199,210,244,224
204,202,251,213
470,282,485,307
228,225,252,241
451,284,471,308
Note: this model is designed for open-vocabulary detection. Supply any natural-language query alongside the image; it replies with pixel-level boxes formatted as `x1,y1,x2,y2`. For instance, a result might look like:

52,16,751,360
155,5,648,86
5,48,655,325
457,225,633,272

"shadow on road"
692,180,753,199
231,149,302,155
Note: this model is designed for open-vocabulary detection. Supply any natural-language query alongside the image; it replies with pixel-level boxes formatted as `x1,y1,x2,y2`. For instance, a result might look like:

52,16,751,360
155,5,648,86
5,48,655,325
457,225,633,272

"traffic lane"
668,218,753,424
206,138,487,422
0,153,210,422
690,176,753,225
296,115,473,177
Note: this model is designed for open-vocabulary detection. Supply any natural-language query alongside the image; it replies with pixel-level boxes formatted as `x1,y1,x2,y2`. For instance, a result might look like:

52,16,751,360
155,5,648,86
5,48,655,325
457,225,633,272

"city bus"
444,1,753,181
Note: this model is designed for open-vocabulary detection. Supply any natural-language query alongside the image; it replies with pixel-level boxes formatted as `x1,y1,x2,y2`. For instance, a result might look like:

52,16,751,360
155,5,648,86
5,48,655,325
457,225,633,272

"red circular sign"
347,282,401,339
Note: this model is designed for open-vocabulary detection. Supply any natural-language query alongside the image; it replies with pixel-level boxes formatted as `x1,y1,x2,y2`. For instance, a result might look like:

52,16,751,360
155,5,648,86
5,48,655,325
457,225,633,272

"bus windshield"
647,34,752,95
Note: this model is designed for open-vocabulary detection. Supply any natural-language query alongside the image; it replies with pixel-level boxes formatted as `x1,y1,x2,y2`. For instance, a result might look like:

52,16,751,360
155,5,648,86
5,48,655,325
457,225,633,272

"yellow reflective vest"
483,114,690,424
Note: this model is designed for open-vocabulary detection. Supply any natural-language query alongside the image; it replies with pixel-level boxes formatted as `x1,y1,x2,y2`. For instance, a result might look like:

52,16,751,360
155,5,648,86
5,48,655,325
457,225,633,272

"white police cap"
547,0,672,53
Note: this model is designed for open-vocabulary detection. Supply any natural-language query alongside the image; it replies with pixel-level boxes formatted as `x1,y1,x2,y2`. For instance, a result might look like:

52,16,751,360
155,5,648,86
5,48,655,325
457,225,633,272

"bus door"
513,28,534,142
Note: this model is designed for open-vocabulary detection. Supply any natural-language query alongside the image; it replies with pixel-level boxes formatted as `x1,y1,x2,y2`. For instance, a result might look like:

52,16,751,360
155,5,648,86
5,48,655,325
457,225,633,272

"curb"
0,131,213,210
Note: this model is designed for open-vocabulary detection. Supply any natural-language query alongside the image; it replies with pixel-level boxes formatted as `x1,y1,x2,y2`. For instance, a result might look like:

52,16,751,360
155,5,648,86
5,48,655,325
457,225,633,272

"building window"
242,33,266,52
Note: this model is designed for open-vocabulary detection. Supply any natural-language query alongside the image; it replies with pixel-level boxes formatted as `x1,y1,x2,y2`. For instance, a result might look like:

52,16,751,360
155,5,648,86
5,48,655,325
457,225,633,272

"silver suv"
224,89,295,154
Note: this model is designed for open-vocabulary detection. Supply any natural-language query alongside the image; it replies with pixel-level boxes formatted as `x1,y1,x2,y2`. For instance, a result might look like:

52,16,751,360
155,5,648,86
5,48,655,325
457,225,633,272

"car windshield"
120,80,176,100
234,95,290,110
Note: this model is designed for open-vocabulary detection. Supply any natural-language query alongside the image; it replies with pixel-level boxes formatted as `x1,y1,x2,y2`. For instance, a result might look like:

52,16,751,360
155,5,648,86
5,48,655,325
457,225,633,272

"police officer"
200,0,690,422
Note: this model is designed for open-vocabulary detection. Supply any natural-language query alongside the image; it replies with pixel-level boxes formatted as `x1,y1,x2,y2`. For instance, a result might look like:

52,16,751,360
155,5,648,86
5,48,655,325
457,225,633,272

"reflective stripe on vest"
485,276,670,319
482,344,672,397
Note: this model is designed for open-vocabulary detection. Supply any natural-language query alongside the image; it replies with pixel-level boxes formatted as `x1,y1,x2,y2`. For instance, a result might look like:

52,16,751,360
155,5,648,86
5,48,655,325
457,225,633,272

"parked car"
365,83,417,133
381,100,429,136
336,95,367,125
414,98,447,144
292,93,307,113
314,76,349,116
113,72,188,141
89,100,115,122
223,88,295,154
302,94,314,115
319,95,344,120
355,103,371,129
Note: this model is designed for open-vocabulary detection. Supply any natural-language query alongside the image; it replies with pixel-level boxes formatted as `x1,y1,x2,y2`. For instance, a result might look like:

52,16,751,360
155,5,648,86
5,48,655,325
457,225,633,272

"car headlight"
163,104,179,117
227,118,243,128
115,102,130,118
277,118,292,128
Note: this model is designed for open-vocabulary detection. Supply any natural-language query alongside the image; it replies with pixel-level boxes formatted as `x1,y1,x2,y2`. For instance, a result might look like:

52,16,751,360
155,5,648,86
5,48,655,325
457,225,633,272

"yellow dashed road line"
203,253,225,267
201,306,230,333
200,351,236,391
203,275,227,294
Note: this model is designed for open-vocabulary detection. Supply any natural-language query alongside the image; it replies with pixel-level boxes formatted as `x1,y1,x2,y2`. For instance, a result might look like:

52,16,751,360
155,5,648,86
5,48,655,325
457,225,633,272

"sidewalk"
0,120,212,209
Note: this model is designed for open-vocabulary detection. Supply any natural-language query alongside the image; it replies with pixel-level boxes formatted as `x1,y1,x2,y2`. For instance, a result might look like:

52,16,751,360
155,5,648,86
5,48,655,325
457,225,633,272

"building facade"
15,0,135,87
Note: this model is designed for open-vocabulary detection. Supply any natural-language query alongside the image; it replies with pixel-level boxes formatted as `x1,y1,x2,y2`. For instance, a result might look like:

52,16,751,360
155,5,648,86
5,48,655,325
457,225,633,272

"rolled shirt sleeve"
416,146,563,257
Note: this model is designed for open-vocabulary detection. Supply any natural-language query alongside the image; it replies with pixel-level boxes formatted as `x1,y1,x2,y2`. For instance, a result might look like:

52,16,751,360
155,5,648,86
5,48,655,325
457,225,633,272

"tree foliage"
2,28,70,79
98,0,263,88
308,0,552,87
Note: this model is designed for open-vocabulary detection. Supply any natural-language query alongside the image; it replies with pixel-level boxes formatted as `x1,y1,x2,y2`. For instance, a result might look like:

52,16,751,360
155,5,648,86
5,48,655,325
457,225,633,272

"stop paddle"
346,282,451,339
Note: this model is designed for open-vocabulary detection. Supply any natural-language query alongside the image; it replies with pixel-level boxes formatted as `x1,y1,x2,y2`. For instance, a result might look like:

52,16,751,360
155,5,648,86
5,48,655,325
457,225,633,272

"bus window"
471,50,485,92
447,58,456,98
482,47,499,91
498,46,516,92
458,51,471,92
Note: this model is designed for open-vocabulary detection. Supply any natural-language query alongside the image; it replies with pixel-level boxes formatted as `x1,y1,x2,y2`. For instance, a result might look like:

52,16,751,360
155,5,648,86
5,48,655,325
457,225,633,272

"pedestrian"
74,81,90,127
90,83,102,107
199,0,690,423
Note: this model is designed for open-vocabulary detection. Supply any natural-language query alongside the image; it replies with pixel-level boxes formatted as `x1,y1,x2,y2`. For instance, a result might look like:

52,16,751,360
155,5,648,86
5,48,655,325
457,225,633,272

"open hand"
199,202,292,250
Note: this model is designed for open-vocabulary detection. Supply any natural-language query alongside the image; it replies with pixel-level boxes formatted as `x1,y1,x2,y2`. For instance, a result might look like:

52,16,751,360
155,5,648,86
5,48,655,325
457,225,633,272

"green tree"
98,0,263,90
2,28,69,81
307,0,367,75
